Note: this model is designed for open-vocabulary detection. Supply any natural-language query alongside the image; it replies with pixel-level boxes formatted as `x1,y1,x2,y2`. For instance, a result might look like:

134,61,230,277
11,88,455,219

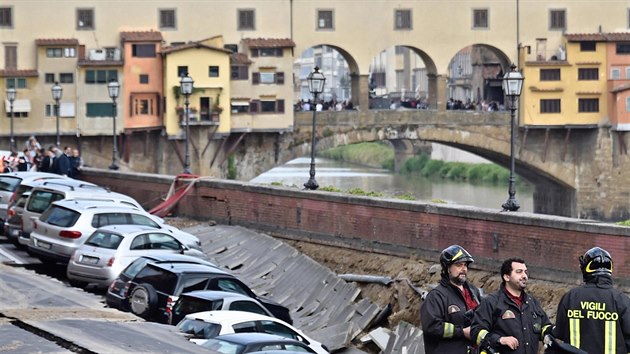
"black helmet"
579,247,613,281
440,245,474,275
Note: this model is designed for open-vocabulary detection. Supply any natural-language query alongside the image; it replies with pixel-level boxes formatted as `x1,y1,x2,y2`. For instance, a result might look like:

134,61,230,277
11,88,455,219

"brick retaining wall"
81,168,630,286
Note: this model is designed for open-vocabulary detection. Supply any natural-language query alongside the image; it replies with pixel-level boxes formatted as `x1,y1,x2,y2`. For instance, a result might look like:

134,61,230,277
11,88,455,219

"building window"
59,73,73,84
132,44,156,58
260,100,285,113
317,10,333,30
77,8,94,30
45,73,55,84
252,72,284,85
472,9,488,29
231,65,249,80
134,99,152,115
238,9,255,30
626,97,630,112
626,67,630,79
47,48,62,57
65,48,76,57
86,70,117,84
540,99,561,113
394,9,412,30
617,43,630,54
5,78,26,89
159,9,176,29
177,66,188,77
86,103,113,117
578,68,598,80
0,7,12,27
611,68,622,80
578,99,599,113
540,68,561,81
580,42,596,52
549,9,566,30
209,66,220,77
139,74,149,84
251,48,283,57
4,45,16,69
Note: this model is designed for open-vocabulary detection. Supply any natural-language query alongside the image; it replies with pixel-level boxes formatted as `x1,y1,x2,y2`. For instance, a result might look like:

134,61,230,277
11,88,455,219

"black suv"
105,255,291,324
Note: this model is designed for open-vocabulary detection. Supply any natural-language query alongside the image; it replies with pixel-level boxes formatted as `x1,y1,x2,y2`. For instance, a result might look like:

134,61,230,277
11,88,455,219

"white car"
176,311,328,354
29,199,203,264
66,224,207,288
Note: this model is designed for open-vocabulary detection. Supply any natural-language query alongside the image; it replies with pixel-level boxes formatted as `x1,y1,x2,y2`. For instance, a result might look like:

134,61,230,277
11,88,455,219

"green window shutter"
86,103,114,117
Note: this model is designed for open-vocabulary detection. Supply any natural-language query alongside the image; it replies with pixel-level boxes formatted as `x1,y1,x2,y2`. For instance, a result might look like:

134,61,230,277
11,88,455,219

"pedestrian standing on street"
420,245,481,354
551,247,630,354
471,257,552,354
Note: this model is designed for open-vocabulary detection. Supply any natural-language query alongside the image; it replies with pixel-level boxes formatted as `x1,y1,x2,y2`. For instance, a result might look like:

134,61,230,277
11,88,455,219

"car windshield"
0,176,21,193
177,318,221,339
40,205,80,227
84,231,124,249
200,338,245,354
27,190,65,213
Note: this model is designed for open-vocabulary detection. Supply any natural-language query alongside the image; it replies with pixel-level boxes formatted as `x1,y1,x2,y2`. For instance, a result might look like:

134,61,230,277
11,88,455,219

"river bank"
319,142,522,186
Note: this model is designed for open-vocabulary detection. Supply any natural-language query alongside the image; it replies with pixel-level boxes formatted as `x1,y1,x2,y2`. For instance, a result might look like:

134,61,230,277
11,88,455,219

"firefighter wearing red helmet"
421,245,481,354
551,247,630,354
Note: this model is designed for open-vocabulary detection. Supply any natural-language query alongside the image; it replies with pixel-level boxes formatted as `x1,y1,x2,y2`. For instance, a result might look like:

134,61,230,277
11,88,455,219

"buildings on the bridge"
2,1,630,174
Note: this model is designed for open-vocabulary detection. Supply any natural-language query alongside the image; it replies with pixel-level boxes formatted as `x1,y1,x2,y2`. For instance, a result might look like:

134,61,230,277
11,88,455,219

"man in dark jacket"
552,247,630,354
421,245,481,354
52,146,71,176
471,258,552,354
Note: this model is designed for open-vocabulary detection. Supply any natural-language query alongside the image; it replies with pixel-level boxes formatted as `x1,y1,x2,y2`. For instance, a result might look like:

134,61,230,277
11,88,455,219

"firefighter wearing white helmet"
551,247,630,354
421,245,481,354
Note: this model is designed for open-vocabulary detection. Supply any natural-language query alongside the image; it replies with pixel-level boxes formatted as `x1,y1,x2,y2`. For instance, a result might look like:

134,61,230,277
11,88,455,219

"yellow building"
522,34,607,127
162,37,232,137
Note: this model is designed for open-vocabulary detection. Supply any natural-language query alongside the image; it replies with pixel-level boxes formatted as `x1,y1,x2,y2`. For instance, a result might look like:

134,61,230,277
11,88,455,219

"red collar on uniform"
503,286,523,309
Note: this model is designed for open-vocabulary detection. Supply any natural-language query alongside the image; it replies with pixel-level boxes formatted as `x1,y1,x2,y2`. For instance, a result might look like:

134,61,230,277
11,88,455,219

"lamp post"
180,73,194,174
6,87,16,152
501,63,524,212
107,79,120,170
303,66,326,190
51,82,63,147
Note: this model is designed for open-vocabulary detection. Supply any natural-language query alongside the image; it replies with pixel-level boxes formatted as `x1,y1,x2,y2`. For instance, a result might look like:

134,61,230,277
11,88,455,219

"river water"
250,157,534,212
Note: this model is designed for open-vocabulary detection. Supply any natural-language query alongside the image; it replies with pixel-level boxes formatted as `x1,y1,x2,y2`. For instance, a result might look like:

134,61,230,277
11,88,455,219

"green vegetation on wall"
227,155,237,180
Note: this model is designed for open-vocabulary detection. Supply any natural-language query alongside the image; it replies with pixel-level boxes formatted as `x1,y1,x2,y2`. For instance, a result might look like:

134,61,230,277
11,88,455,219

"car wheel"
129,283,158,319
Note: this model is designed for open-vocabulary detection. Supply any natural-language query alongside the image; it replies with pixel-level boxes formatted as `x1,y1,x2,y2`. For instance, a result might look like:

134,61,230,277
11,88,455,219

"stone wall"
81,168,630,286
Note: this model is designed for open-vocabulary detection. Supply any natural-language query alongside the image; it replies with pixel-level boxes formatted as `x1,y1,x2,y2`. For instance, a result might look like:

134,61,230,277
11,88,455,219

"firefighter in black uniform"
552,247,630,354
471,257,552,354
420,245,481,354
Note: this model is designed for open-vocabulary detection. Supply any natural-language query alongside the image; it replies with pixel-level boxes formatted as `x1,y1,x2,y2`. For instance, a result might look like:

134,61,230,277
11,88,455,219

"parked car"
200,333,317,354
178,311,328,354
66,224,207,288
168,290,274,325
28,199,202,264
19,179,140,243
3,190,31,245
105,254,218,311
105,259,291,324
0,171,67,233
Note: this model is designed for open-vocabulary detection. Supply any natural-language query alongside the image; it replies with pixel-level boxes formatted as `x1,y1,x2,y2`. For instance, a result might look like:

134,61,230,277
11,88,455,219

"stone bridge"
282,109,628,221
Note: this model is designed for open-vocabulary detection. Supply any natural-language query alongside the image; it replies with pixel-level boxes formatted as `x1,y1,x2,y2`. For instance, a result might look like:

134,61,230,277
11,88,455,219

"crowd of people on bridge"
421,244,630,354
2,136,84,178
446,99,505,112
294,99,356,112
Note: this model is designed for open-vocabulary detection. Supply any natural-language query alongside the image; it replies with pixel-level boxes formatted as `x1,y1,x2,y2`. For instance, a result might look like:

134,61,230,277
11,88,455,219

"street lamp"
107,79,120,170
501,63,524,212
180,73,194,174
303,66,326,190
51,82,63,147
6,87,16,152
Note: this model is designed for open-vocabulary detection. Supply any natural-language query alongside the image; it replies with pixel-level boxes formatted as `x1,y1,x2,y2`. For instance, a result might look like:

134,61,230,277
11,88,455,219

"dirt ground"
166,217,572,332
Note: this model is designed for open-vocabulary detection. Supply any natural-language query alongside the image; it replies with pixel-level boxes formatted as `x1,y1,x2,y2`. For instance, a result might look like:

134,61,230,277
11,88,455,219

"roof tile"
120,31,163,42
35,38,79,46
565,32,630,42
0,69,39,77
242,38,295,49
